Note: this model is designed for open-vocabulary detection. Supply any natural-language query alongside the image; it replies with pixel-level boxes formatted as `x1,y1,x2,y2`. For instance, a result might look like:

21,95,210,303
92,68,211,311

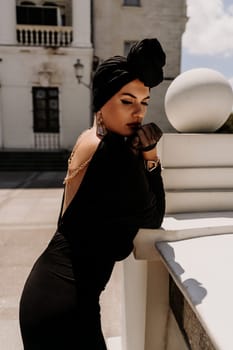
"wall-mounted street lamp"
73,58,83,83
73,57,100,123
73,58,91,88
73,56,100,89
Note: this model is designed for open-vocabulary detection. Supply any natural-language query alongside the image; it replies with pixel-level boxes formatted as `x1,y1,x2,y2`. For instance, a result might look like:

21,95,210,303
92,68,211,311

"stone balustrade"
16,25,73,47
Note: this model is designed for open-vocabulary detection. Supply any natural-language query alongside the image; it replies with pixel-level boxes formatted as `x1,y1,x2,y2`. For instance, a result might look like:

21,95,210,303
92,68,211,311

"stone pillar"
122,256,171,350
122,255,147,350
72,0,91,47
0,0,17,45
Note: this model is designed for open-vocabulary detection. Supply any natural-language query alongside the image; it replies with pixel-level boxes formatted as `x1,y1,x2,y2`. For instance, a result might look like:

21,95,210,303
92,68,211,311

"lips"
127,122,141,130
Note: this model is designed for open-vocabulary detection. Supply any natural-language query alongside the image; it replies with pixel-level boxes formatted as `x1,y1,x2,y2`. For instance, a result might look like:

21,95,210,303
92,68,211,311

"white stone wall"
0,46,92,149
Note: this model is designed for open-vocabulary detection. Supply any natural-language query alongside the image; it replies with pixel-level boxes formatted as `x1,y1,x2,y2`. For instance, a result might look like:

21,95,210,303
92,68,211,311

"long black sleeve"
58,132,165,261
141,163,166,228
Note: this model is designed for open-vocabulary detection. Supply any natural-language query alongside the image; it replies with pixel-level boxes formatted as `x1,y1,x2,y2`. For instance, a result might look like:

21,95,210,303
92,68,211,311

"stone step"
163,167,233,190
158,134,233,167
166,189,233,213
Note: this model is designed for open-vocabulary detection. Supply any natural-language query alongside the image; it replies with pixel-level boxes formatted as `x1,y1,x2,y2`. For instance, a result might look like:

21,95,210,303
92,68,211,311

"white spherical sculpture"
164,68,233,132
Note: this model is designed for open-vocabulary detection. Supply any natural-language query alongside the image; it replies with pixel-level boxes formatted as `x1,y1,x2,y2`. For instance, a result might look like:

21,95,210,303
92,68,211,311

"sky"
181,0,233,87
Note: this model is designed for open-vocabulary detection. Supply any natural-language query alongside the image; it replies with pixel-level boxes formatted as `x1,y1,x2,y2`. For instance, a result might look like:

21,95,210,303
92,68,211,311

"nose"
133,103,145,120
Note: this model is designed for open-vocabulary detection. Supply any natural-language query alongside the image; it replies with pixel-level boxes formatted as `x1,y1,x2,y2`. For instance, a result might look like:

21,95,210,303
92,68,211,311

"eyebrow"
121,92,150,100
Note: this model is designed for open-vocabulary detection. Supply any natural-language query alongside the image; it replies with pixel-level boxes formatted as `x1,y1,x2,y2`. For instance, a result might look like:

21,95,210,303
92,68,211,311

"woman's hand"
127,122,163,157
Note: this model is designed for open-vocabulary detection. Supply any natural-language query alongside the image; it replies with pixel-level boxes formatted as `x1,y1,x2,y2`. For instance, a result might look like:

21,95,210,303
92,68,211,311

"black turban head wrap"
92,38,166,112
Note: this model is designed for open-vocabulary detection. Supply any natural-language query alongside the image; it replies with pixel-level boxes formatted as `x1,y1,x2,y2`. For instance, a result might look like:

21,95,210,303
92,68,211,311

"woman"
19,38,166,349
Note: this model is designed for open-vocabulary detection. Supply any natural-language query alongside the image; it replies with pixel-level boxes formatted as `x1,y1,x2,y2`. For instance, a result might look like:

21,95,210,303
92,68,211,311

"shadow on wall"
156,242,207,306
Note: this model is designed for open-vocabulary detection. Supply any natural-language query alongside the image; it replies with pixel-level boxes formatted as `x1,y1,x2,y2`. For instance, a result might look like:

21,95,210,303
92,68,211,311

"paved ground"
0,171,122,350
0,171,66,189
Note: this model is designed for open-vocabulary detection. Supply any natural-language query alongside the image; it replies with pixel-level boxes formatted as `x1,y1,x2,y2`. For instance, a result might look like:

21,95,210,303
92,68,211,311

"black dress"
19,132,165,349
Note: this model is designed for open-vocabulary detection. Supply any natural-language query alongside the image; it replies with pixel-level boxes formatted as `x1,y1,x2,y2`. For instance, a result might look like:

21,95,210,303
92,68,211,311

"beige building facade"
0,0,93,150
0,0,186,152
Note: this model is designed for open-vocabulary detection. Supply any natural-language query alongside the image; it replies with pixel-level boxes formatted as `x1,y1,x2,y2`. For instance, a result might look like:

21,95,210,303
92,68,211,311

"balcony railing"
34,132,60,149
16,25,73,47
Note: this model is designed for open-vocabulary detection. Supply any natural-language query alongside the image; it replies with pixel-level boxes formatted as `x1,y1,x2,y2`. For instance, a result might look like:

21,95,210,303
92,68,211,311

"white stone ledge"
133,211,233,260
133,211,233,349
156,234,233,350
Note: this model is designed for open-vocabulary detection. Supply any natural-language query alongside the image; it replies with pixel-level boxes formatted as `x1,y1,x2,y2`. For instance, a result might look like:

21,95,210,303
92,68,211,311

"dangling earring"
96,111,107,138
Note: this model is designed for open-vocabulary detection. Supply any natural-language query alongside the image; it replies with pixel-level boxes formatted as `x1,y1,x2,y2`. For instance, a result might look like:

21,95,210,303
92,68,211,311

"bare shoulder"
69,127,100,169
78,126,100,151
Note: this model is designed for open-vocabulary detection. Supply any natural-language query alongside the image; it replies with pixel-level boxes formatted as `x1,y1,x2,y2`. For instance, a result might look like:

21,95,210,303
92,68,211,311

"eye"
141,101,149,106
121,99,132,105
